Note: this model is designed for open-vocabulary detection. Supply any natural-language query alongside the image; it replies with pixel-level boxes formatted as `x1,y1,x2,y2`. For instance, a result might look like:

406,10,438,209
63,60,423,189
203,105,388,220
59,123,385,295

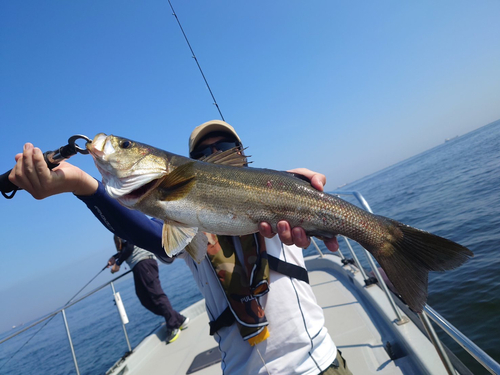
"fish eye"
120,140,133,149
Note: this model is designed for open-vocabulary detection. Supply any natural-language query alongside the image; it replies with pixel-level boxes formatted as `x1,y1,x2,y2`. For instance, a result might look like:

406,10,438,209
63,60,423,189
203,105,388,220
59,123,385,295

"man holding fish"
10,120,351,374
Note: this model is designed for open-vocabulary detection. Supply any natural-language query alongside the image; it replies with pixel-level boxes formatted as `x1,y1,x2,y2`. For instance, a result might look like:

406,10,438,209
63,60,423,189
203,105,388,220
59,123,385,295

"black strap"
208,256,309,335
267,254,309,284
209,306,235,335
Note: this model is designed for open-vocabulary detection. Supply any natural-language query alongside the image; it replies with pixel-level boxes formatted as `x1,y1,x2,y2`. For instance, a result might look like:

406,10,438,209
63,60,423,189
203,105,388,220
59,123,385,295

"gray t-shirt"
124,245,156,269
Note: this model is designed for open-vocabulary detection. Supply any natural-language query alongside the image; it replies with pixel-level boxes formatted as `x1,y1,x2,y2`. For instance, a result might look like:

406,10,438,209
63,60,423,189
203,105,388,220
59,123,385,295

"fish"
86,133,473,312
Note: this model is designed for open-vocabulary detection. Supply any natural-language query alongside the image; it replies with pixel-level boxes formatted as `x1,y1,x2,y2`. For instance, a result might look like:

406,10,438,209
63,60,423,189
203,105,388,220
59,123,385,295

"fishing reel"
0,135,92,199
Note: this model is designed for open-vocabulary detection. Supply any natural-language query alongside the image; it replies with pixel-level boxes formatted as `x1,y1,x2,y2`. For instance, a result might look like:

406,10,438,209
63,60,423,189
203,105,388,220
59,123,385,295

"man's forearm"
76,181,173,262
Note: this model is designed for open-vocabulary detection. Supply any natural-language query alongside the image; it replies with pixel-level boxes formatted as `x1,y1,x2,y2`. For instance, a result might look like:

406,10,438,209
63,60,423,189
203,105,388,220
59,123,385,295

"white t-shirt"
180,235,337,375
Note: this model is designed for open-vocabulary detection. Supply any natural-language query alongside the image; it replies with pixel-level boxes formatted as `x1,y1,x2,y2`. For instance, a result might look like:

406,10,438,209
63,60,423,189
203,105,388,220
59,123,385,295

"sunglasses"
191,139,241,159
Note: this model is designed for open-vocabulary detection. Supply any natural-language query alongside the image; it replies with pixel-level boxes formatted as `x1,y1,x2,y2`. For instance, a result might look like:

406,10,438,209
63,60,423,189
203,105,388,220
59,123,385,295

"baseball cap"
189,120,242,154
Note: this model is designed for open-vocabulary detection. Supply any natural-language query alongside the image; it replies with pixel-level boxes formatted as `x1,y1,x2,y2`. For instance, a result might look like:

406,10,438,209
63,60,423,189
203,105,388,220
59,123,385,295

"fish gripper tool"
0,134,93,199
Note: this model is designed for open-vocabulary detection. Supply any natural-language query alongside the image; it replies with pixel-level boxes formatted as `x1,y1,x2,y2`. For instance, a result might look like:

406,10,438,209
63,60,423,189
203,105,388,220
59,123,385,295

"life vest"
206,233,309,345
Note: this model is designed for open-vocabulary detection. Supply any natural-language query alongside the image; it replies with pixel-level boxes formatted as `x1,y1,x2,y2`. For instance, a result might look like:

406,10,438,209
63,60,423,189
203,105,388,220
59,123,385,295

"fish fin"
162,221,198,257
185,232,209,264
201,146,250,167
370,218,473,313
157,162,196,201
204,232,218,245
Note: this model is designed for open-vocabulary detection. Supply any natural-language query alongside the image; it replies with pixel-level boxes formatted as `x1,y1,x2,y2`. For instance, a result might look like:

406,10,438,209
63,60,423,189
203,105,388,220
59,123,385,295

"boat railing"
3,192,499,375
0,269,135,375
311,190,500,375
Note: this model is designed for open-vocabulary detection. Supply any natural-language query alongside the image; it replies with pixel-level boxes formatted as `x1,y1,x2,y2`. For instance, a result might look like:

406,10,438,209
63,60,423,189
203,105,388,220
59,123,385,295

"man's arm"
10,143,337,253
10,143,171,261
76,182,168,258
10,143,98,198
107,255,120,273
114,241,135,265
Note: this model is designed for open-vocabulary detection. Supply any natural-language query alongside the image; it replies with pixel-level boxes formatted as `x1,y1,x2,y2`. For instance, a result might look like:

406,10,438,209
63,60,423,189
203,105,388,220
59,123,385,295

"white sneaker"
180,316,190,330
166,328,180,344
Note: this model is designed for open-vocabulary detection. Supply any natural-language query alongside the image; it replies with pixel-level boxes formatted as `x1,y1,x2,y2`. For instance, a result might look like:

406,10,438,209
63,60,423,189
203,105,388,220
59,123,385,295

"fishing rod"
67,264,110,304
0,264,109,371
0,134,92,199
167,0,225,121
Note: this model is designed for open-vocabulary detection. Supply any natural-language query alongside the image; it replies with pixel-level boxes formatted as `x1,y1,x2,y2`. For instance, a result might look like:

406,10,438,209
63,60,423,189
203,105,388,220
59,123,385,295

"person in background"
108,235,189,343
9,120,351,375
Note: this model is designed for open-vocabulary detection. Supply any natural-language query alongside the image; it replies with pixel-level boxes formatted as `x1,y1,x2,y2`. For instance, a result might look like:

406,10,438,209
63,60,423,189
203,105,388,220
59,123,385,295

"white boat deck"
107,254,449,375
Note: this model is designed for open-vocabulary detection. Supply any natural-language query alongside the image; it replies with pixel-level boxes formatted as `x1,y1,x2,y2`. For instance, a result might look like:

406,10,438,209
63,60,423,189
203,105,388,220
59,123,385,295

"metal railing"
3,191,500,375
0,270,134,375
424,305,500,375
313,190,500,375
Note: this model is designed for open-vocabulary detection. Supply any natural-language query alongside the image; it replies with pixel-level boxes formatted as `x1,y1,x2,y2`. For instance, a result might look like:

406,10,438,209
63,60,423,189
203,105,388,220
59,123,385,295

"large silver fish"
87,133,473,312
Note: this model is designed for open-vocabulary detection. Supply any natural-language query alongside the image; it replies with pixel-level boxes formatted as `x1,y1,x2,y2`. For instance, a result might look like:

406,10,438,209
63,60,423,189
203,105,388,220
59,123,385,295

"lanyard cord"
256,346,272,375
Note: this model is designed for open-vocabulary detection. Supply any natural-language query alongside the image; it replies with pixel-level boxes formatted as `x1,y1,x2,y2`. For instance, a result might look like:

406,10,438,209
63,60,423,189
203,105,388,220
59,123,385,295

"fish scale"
87,133,473,313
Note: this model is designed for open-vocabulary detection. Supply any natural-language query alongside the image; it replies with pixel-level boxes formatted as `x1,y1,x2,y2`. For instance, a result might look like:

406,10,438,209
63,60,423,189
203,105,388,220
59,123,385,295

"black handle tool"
0,135,92,199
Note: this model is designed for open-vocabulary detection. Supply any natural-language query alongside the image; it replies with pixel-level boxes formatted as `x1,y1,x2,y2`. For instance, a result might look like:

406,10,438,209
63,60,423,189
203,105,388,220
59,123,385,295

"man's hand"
286,168,327,192
258,168,339,252
9,143,98,199
111,264,120,274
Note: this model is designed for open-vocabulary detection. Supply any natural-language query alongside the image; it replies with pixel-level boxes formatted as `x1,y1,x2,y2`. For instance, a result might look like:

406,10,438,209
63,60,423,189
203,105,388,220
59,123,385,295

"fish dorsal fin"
200,146,250,167
162,221,198,258
157,162,196,201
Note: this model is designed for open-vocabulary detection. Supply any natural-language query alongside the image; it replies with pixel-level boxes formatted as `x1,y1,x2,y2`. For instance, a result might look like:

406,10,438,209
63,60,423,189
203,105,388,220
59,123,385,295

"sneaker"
166,328,180,344
180,316,190,330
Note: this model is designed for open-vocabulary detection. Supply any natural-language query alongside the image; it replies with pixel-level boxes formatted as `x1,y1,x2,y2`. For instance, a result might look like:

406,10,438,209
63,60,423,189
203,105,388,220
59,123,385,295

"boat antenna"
167,0,225,121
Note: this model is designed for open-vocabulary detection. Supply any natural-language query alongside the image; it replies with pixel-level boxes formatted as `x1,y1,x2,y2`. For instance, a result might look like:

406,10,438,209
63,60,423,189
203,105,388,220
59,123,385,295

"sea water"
1,119,499,374
0,262,203,375
329,119,500,374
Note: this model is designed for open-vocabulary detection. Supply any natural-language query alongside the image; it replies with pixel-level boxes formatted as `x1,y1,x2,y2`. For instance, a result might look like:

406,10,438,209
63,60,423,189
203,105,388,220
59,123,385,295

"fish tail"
370,218,473,313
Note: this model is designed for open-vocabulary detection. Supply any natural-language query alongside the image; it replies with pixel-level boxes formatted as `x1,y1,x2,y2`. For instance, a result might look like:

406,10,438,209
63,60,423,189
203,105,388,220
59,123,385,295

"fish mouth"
86,133,109,158
117,177,163,206
86,133,166,206
105,172,165,206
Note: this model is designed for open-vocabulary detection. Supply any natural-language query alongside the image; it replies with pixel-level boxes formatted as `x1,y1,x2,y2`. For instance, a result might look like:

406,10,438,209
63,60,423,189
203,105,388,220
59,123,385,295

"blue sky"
1,0,500,333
